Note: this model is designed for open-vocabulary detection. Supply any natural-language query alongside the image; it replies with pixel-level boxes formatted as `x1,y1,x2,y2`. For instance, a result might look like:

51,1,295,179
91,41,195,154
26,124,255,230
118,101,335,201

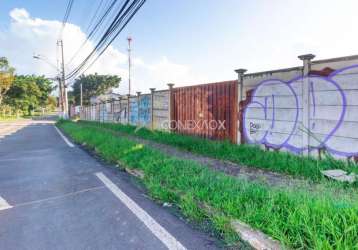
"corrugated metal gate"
172,81,238,143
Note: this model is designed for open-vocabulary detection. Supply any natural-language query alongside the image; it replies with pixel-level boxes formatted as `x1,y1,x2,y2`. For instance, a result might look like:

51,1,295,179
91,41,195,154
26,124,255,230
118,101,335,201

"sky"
1,0,358,95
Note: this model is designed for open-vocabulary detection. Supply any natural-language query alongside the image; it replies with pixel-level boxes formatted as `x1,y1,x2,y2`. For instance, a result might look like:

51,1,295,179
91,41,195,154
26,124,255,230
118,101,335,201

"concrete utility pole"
58,39,68,118
57,77,64,112
33,54,64,114
127,36,132,95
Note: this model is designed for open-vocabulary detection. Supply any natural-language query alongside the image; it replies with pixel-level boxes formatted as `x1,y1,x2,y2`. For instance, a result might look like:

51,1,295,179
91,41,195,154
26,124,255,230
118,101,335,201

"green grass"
0,112,49,121
58,120,358,249
0,115,19,121
78,120,358,182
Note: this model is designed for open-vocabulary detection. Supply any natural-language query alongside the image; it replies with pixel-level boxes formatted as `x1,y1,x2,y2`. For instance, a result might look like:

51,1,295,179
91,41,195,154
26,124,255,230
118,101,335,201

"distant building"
90,90,121,104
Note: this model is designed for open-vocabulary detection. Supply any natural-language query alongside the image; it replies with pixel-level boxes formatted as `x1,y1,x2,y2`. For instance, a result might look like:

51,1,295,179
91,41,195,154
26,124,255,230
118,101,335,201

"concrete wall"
129,97,138,125
78,53,358,159
79,89,170,131
152,90,170,130
240,55,358,159
138,94,151,128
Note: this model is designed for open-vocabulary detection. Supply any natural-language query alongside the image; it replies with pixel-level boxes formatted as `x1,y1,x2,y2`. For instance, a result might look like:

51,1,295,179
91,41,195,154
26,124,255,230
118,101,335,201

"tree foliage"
5,75,53,115
0,57,15,105
46,96,57,111
71,73,121,105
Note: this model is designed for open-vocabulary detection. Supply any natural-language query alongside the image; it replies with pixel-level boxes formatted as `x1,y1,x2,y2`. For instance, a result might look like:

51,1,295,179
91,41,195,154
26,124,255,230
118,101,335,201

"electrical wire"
84,0,106,34
66,0,119,66
59,0,74,39
65,0,146,81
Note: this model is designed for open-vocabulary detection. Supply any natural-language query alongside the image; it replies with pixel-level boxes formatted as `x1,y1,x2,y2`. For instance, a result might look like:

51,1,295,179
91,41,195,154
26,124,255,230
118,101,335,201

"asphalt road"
0,119,220,250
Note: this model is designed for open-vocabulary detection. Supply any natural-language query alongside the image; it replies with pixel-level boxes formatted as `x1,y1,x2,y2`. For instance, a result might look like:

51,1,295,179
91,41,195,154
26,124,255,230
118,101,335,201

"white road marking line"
95,172,187,250
54,126,74,147
0,196,12,211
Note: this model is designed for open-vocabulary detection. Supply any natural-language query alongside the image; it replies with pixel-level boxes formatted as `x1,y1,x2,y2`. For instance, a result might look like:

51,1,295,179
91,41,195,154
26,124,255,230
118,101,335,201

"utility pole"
57,77,63,112
33,54,63,115
127,36,132,95
57,39,68,118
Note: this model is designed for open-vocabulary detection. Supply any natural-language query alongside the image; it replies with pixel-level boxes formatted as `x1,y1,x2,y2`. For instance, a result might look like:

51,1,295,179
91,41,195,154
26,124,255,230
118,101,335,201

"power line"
80,1,144,76
84,0,106,34
73,0,144,76
59,0,74,38
66,0,119,67
57,0,75,118
65,0,146,81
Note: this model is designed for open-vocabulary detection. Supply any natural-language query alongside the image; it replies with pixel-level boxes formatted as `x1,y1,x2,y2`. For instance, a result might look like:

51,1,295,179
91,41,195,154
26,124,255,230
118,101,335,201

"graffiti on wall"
139,95,151,126
243,65,358,156
129,98,138,124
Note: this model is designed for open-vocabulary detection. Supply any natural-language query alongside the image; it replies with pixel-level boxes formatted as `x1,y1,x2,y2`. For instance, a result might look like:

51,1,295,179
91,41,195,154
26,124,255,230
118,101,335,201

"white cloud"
0,8,203,95
229,0,358,73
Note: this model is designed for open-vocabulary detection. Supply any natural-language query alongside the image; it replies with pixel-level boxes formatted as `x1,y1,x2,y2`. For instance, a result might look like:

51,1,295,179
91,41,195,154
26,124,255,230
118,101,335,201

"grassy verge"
0,115,19,121
58,120,358,249
78,120,358,182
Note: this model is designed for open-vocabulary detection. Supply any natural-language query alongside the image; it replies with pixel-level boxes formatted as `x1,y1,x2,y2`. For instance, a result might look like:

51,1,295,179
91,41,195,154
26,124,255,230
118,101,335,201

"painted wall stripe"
0,196,12,211
54,126,74,147
95,172,187,250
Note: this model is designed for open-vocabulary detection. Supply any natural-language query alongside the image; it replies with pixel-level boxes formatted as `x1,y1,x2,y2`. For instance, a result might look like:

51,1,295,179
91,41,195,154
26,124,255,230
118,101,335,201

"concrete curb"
231,220,284,250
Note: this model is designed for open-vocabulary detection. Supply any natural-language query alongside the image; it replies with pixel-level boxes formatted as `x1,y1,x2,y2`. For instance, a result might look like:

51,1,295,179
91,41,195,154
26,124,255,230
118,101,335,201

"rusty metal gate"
171,80,238,143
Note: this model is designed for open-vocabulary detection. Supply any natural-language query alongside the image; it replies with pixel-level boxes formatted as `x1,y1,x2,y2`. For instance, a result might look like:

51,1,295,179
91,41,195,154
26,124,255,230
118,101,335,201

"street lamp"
32,54,59,72
32,54,68,118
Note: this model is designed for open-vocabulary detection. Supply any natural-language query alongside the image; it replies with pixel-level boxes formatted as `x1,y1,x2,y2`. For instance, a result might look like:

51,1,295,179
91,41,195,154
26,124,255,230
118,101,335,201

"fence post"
96,103,98,121
235,69,247,104
93,104,95,121
150,88,156,130
100,102,102,122
136,92,141,127
91,104,93,121
110,99,114,122
167,83,174,132
234,68,247,144
298,53,315,156
127,94,131,124
118,96,122,123
102,102,105,123
95,104,97,121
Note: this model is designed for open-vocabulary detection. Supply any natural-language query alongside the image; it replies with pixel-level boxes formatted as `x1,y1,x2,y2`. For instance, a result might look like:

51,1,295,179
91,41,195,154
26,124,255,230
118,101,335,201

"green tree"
4,75,52,115
70,73,121,105
0,57,15,105
34,76,53,107
46,96,57,111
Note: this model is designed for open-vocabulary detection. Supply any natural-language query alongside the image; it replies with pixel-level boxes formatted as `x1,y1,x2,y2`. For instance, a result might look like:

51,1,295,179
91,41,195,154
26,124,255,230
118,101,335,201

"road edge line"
54,126,75,147
95,172,187,250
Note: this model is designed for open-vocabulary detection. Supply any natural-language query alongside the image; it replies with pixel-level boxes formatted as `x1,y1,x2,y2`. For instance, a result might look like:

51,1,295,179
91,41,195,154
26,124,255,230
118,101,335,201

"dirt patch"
83,125,358,199
97,127,305,187
136,136,303,187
